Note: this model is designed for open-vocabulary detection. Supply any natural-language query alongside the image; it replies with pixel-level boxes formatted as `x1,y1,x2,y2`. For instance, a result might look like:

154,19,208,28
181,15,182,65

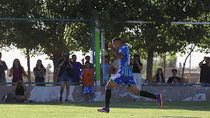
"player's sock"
139,91,157,99
105,89,111,108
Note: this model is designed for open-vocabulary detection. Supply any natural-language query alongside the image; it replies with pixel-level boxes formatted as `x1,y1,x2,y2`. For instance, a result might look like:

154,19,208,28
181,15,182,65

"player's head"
112,37,124,49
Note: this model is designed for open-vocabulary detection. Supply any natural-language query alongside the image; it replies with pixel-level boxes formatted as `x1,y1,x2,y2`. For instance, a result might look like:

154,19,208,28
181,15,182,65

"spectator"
153,68,165,83
167,69,182,84
58,52,73,102
9,59,29,85
131,54,143,89
82,55,93,69
199,57,210,84
82,62,94,102
102,55,110,86
14,80,27,103
33,60,46,86
0,52,8,85
71,54,82,85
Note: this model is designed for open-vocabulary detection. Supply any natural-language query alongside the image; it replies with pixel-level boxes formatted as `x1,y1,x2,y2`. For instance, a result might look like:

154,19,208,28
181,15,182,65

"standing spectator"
82,62,94,102
103,55,111,86
167,69,182,84
58,52,73,102
0,52,8,85
33,60,46,86
9,59,29,85
71,54,82,85
199,57,210,84
153,68,165,83
131,54,143,89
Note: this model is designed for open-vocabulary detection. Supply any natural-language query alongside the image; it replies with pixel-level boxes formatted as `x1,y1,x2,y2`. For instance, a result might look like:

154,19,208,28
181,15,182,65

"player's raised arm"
108,42,124,59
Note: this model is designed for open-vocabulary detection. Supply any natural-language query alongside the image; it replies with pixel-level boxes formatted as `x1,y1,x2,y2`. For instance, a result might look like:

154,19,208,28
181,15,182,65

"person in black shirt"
33,60,46,86
131,54,143,89
58,52,73,102
199,57,210,84
167,69,182,84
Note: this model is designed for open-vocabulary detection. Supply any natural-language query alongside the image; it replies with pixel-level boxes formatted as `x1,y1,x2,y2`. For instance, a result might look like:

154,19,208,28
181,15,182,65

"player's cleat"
157,94,163,108
97,107,110,113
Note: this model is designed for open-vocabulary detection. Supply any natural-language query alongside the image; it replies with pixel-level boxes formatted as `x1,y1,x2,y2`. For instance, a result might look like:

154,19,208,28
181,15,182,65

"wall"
0,85,209,103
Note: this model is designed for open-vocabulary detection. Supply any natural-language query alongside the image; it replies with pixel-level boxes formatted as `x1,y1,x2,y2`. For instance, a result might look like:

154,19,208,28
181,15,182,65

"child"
82,62,94,102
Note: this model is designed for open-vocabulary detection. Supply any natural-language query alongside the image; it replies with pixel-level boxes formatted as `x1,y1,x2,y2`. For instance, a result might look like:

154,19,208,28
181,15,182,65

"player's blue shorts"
83,86,94,95
111,67,136,86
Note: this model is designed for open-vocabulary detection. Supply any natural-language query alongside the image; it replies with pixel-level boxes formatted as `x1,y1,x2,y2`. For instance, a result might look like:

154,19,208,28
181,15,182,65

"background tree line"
0,0,209,82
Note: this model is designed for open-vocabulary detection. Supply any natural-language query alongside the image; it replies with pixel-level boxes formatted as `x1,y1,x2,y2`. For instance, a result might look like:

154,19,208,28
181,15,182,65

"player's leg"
128,85,163,108
65,81,70,102
98,78,118,113
60,81,65,102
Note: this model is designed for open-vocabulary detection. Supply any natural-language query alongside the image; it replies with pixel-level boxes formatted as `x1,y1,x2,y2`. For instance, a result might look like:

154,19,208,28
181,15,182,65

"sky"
0,46,209,71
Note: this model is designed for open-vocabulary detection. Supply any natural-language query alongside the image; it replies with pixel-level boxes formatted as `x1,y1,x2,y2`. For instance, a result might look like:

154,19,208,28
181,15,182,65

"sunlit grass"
0,102,209,118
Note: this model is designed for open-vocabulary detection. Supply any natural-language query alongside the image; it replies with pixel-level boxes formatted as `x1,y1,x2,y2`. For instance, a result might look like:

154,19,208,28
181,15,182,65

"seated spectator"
82,62,94,102
9,59,29,85
33,60,46,86
0,52,8,85
14,80,27,103
71,54,82,85
153,68,165,83
199,57,210,84
102,55,110,86
167,69,182,84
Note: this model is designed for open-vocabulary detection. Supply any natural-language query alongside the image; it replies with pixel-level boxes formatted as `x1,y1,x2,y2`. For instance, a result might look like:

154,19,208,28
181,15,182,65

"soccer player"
98,37,163,113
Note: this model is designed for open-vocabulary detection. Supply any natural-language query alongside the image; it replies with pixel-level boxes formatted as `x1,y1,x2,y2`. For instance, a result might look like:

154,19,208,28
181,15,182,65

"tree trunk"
146,48,154,83
26,49,31,83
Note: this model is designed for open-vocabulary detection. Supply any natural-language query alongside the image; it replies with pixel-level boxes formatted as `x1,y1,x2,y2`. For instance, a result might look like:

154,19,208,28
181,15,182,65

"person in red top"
9,59,29,86
82,62,94,102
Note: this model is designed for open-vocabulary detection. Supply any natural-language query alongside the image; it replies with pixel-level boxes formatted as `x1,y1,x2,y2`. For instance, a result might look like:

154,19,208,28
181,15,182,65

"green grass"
0,102,210,118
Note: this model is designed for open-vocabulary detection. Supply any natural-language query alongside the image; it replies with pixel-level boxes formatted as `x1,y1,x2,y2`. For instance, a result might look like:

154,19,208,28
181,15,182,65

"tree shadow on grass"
1,101,210,112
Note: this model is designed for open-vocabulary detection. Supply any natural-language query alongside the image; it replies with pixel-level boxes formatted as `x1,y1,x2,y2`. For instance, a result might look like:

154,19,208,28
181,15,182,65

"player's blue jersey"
118,45,132,77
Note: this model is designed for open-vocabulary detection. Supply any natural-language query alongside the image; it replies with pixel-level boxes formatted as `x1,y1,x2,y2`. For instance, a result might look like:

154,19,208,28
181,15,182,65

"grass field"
0,102,210,118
